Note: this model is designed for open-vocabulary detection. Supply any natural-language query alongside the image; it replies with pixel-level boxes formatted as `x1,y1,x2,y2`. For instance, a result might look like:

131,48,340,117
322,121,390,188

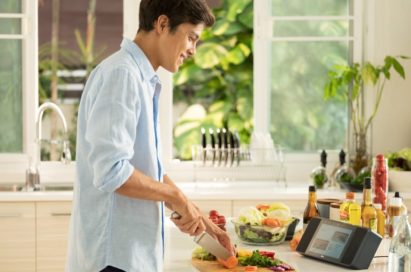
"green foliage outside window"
173,0,253,160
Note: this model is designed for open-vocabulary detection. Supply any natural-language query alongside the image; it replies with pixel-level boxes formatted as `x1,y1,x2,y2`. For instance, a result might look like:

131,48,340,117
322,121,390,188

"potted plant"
323,56,408,174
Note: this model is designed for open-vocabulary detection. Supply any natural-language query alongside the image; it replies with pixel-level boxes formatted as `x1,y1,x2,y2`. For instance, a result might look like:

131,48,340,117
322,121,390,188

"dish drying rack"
191,145,286,185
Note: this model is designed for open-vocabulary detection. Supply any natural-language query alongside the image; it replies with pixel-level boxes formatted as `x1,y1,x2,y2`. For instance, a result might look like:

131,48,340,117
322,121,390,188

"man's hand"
170,196,205,236
203,216,235,256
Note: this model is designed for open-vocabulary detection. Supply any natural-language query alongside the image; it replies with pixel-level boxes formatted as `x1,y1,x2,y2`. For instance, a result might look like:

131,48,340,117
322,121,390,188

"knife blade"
170,211,232,260
194,232,232,260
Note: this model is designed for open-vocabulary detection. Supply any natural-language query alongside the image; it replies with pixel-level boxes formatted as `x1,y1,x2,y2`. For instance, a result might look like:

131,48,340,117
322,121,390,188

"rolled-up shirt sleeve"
84,67,140,192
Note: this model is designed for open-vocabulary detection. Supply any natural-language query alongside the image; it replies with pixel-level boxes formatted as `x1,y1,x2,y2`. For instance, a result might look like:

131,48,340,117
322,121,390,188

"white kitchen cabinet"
36,201,72,272
0,202,36,272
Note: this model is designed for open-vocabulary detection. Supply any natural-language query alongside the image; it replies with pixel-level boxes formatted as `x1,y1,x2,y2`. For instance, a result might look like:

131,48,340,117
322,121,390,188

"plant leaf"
392,58,405,79
212,19,245,36
361,63,378,85
194,43,228,69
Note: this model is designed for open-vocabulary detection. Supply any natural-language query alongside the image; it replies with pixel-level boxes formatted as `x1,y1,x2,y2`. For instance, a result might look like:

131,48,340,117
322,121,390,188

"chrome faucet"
26,102,71,191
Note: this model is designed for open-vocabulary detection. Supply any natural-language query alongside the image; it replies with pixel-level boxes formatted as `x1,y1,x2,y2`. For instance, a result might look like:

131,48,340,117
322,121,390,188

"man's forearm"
116,169,183,206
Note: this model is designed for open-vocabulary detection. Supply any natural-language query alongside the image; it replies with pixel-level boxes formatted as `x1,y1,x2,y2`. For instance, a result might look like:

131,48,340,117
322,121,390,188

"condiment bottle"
303,185,320,230
361,177,377,232
388,195,403,238
348,195,361,226
340,192,361,226
371,154,388,211
394,192,408,216
340,192,354,223
388,214,411,272
373,203,386,237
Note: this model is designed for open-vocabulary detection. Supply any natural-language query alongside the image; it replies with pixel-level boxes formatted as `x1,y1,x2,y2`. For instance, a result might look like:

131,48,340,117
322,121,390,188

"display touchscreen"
306,221,354,260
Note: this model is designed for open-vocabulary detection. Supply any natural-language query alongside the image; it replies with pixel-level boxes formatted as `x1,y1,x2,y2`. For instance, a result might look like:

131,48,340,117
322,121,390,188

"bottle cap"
364,177,371,189
394,192,401,198
346,192,354,199
309,185,316,192
390,197,403,207
373,203,382,210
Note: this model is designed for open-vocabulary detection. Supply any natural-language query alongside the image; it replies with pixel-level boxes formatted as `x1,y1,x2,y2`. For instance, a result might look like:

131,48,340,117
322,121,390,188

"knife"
216,128,222,166
222,128,228,166
201,127,207,165
170,212,232,260
209,128,216,166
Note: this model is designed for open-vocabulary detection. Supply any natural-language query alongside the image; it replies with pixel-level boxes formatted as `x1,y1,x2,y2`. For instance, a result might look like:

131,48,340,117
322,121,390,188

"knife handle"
171,211,182,219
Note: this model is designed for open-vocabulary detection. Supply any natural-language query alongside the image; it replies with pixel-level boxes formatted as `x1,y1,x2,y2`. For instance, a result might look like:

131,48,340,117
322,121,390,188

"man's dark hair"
138,0,215,33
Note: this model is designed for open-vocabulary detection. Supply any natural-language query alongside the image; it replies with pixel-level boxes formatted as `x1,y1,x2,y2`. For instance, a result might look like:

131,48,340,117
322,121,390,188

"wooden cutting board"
191,259,273,272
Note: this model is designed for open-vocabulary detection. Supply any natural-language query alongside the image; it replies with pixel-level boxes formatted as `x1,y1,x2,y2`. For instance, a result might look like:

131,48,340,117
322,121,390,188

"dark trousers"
100,266,125,272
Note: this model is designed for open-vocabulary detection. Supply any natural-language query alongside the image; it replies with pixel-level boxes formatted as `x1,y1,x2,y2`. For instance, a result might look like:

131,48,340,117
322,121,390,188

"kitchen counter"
1,181,410,202
164,218,390,272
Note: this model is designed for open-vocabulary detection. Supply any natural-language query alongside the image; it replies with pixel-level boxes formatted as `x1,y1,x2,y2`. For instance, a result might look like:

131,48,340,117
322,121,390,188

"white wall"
370,0,411,154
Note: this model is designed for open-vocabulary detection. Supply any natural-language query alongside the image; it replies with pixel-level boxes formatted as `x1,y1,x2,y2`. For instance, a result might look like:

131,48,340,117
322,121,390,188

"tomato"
218,215,226,224
209,210,219,217
259,250,275,258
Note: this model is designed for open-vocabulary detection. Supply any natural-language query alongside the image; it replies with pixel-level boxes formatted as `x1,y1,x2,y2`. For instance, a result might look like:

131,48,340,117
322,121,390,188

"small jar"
317,198,340,219
330,202,341,221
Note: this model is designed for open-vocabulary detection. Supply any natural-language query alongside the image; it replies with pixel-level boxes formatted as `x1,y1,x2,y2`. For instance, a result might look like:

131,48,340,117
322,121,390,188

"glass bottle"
388,215,411,272
311,150,328,189
303,185,320,230
374,203,386,237
395,192,408,216
372,154,388,211
340,192,361,225
361,177,377,232
335,150,356,188
388,195,403,238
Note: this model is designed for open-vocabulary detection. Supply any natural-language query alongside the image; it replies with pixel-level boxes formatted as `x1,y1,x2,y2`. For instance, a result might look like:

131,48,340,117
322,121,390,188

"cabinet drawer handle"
0,213,22,218
51,212,71,217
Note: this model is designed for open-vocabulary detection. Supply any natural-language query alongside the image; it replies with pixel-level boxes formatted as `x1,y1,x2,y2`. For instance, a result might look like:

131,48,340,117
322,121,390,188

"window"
255,0,362,153
172,0,253,161
0,0,37,158
164,0,362,164
0,1,24,153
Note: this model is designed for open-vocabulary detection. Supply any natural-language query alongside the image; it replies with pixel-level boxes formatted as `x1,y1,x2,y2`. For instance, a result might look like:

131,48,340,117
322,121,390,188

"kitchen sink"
0,183,73,192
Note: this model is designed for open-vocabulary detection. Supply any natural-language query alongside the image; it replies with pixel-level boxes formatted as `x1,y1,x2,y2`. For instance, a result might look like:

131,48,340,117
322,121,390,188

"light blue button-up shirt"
66,38,164,272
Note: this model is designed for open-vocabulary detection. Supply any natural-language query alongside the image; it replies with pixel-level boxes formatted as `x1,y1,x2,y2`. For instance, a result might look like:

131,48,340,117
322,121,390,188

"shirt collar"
120,38,159,86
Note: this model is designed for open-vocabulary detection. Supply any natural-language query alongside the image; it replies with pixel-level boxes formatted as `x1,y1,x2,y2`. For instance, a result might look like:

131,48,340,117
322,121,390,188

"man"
66,0,234,271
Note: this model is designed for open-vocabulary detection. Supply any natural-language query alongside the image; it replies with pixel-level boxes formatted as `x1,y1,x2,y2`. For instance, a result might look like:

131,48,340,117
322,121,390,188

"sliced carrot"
263,218,281,227
244,265,258,271
217,255,238,269
256,204,270,211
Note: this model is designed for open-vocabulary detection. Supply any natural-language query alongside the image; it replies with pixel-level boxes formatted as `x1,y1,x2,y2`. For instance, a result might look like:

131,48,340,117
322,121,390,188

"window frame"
0,0,37,183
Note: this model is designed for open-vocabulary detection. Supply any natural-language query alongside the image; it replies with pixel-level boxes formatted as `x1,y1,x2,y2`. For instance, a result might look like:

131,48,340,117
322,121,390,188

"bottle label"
340,210,349,221
369,218,377,232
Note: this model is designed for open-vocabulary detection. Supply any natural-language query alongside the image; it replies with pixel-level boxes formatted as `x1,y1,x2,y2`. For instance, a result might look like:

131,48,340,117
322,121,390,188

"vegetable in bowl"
233,203,297,245
387,148,411,171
